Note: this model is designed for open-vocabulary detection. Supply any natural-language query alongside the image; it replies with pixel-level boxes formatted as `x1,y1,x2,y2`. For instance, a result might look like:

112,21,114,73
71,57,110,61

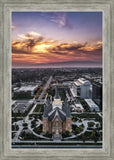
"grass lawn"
34,104,44,112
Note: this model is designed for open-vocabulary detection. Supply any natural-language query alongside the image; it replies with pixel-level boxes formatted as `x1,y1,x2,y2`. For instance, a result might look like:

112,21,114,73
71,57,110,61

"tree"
23,123,28,127
88,122,95,128
96,123,99,128
45,131,52,138
65,131,70,137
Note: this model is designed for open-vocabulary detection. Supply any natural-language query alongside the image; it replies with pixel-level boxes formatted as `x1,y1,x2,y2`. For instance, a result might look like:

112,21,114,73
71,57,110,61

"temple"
42,86,72,140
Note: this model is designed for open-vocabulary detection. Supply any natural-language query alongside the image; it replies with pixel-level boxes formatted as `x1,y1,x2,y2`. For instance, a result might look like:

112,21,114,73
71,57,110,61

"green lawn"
72,124,84,135
33,104,44,112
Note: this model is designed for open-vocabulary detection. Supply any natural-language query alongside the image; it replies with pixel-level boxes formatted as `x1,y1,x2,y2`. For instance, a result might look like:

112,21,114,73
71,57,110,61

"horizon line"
12,66,102,69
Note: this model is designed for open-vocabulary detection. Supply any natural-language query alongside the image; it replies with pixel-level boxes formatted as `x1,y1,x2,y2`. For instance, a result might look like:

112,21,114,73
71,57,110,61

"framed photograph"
0,0,114,160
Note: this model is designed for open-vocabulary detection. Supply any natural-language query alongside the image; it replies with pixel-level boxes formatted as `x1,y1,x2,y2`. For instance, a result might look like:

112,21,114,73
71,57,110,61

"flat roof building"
14,85,38,97
74,102,84,112
12,100,34,114
92,81,102,110
71,78,92,99
85,99,100,112
17,85,38,92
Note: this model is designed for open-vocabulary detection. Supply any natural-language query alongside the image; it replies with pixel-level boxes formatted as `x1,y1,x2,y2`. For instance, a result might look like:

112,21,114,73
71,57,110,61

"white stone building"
85,99,100,111
74,102,84,112
71,78,92,99
14,85,38,97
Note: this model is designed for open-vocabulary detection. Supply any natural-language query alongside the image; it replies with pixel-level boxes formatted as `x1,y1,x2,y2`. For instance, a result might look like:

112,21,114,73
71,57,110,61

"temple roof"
62,98,71,118
48,107,66,122
43,90,71,120
43,98,52,118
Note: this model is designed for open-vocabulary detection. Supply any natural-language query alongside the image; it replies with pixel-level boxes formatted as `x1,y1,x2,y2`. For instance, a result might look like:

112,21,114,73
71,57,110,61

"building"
71,78,92,99
14,85,38,98
42,86,72,140
92,81,102,110
12,100,34,114
85,99,100,112
74,102,84,113
12,100,17,108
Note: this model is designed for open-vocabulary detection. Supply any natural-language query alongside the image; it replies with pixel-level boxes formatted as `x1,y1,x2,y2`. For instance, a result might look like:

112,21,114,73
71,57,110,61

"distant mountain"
12,60,102,69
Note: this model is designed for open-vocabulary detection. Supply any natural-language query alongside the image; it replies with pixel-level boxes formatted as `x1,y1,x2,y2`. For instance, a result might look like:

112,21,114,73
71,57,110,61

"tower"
52,86,62,109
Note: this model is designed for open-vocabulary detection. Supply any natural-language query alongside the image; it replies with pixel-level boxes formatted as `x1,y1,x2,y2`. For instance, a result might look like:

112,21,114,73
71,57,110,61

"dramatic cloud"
18,31,41,40
79,41,102,51
12,32,102,66
12,32,45,53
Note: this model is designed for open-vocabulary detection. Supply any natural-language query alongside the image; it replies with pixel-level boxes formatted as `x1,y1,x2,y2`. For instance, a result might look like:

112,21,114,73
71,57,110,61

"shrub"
88,122,95,127
34,104,44,112
72,125,83,135
96,123,99,128
79,119,82,122
62,131,70,138
22,123,28,127
44,132,52,138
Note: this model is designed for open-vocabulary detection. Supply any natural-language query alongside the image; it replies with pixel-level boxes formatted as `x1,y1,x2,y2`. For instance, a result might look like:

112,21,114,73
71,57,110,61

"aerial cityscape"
12,12,102,148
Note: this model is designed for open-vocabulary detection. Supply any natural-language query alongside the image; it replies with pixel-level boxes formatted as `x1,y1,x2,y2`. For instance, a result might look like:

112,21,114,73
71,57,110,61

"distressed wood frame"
0,0,114,160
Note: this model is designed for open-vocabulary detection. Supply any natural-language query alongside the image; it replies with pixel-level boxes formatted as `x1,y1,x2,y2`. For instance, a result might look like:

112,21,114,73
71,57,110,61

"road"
12,140,102,144
13,120,24,141
12,144,102,148
12,140,102,148
25,103,37,122
38,76,52,101
71,112,102,114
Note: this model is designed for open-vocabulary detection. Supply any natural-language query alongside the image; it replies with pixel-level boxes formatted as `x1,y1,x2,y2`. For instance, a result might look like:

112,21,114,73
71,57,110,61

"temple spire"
55,85,60,99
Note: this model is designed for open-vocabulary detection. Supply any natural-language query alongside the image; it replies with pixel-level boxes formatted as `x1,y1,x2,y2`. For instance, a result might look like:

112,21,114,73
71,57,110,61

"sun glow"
33,44,52,53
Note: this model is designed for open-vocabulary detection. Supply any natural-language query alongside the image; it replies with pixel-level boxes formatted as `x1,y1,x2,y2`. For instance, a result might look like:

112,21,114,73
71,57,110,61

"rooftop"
85,99,99,109
15,85,38,92
75,102,84,110
74,78,91,86
48,107,66,122
12,100,16,106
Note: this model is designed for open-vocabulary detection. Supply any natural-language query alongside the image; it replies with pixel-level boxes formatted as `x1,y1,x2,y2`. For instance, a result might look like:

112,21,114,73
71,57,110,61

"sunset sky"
12,12,102,68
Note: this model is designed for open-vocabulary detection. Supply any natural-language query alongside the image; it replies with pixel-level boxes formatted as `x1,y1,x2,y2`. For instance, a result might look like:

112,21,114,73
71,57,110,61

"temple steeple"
52,85,62,109
54,86,60,99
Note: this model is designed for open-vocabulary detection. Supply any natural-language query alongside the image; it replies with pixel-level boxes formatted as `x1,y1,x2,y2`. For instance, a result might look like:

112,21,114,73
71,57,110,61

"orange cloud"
12,32,102,65
79,41,102,51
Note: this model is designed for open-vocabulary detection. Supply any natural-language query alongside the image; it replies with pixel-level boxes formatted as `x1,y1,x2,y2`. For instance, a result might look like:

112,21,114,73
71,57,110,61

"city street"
38,76,52,101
